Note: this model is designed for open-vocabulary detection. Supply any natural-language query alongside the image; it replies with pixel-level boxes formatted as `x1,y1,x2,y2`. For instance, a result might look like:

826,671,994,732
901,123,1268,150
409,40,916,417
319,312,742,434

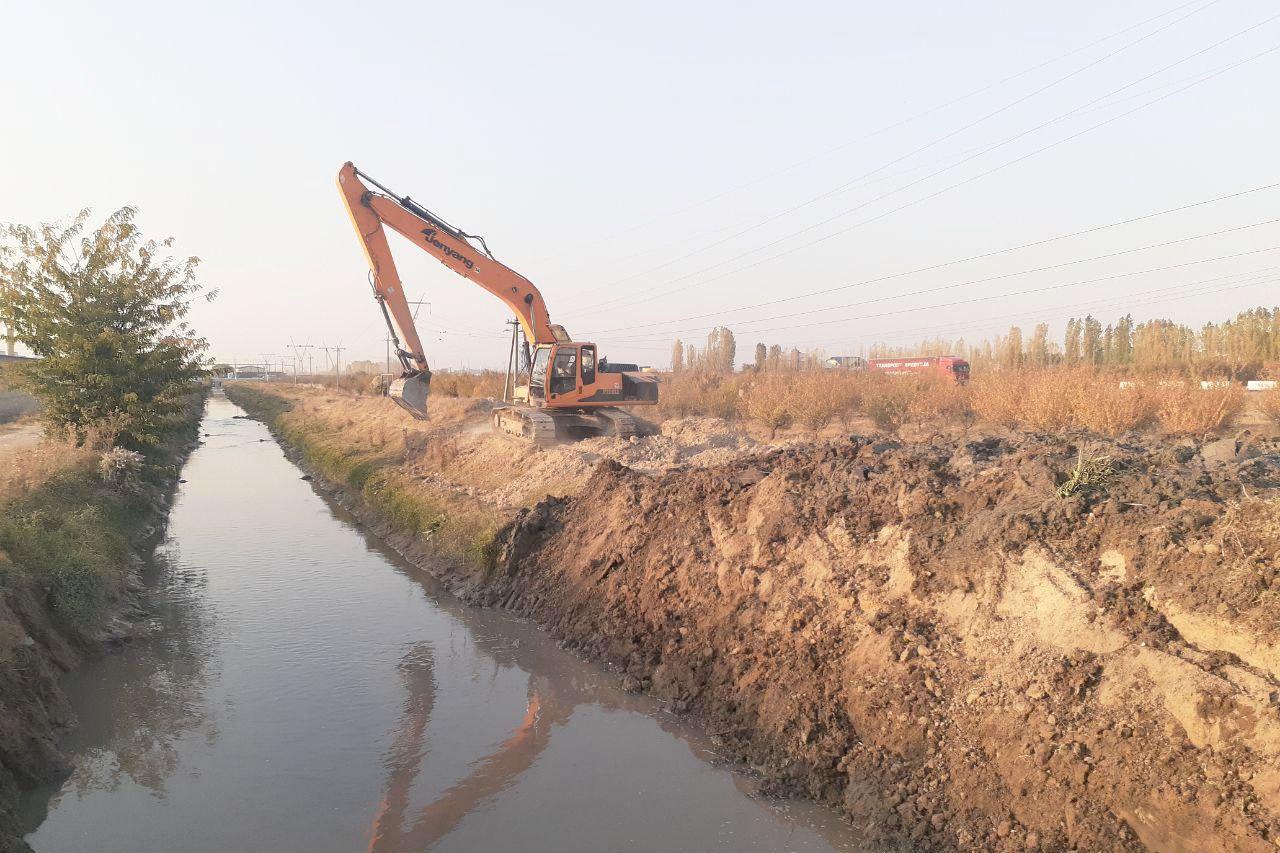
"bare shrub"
861,375,916,431
738,373,792,437
1255,386,1280,424
973,369,1154,435
1073,379,1157,436
657,373,739,421
969,374,1026,427
790,372,844,433
1154,383,1245,436
905,375,972,424
829,373,864,430
1018,372,1080,432
97,447,145,487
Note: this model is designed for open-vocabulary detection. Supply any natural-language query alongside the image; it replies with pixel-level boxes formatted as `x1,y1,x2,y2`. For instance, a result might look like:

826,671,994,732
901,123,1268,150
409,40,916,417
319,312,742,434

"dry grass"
1154,383,1245,436
1056,449,1116,498
1259,386,1280,424
970,370,1244,437
0,441,92,505
658,373,742,420
737,373,791,437
432,370,505,400
1075,381,1158,436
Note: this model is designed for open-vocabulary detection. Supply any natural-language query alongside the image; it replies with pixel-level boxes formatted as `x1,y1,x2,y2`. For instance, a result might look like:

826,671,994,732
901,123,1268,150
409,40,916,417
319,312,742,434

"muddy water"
22,395,864,852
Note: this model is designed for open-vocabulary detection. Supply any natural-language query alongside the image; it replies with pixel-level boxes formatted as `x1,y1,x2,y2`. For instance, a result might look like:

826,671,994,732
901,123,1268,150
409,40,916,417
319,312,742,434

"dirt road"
0,422,40,454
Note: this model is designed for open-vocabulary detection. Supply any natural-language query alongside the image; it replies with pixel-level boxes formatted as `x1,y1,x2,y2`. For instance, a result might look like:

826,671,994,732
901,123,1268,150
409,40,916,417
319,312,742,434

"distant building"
231,364,267,380
825,356,867,370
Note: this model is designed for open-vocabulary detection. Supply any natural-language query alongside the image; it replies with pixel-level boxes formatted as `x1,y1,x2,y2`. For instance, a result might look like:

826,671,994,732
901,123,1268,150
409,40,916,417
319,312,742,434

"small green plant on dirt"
1056,449,1116,498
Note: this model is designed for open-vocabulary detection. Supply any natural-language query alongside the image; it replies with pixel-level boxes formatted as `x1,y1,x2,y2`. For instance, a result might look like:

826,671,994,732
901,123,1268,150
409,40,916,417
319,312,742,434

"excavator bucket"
388,373,430,420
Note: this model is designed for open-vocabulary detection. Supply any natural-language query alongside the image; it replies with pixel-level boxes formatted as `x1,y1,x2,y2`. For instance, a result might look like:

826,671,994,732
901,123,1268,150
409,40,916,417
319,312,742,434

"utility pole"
288,341,313,385
333,344,344,388
503,319,520,403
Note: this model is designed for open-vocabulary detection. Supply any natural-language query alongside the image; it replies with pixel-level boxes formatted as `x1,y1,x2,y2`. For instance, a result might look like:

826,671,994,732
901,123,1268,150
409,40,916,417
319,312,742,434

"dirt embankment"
483,432,1280,851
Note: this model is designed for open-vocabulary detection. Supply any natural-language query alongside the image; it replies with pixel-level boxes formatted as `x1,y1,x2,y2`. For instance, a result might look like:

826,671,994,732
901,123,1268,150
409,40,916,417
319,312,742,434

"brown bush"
430,370,506,400
1258,386,1280,423
1074,379,1158,436
905,375,972,424
738,373,792,437
1154,382,1245,436
657,373,740,420
857,377,909,431
790,372,846,433
972,369,1157,436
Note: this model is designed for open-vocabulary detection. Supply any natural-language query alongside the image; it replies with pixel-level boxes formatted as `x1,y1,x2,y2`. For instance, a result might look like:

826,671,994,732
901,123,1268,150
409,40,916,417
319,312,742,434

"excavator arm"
337,162,563,355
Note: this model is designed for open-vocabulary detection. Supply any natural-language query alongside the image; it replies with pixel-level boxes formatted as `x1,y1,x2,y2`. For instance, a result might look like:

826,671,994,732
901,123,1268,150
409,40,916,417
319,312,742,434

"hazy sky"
3,0,1278,371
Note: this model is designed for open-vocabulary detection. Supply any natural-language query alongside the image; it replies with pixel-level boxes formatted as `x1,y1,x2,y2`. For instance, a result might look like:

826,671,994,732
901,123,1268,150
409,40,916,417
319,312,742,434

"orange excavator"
337,162,657,446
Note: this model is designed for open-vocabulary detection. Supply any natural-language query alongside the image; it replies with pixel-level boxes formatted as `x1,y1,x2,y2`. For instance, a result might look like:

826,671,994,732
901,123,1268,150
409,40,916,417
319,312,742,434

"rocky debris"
480,431,1280,851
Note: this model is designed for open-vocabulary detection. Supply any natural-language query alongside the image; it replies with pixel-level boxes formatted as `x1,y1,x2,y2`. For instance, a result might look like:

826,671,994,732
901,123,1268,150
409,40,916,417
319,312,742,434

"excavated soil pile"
481,431,1280,851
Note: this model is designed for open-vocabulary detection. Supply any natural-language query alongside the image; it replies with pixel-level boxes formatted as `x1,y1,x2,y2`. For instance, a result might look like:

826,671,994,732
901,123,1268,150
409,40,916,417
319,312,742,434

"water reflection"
22,544,215,836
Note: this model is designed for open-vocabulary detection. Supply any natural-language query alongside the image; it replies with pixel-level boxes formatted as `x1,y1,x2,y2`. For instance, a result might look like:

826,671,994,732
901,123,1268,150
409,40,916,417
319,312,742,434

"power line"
572,26,1280,319
608,243,1280,343
541,0,1209,269
791,267,1280,351
600,215,1280,340
587,181,1280,336
575,0,1225,301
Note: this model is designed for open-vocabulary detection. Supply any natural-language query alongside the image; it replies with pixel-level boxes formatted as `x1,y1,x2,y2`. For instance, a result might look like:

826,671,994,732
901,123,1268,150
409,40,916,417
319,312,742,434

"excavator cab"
526,343,597,403
389,371,431,420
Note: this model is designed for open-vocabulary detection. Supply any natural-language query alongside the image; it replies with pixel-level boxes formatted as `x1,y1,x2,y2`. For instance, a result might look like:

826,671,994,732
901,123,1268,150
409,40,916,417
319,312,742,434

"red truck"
868,355,970,384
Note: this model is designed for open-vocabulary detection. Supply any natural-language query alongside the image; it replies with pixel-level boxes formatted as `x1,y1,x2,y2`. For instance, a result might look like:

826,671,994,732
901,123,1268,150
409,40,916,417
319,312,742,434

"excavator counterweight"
336,162,657,441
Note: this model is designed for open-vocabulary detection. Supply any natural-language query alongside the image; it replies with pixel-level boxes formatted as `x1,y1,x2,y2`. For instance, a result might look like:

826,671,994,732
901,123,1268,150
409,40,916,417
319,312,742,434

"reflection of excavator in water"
337,162,658,447
365,645,571,852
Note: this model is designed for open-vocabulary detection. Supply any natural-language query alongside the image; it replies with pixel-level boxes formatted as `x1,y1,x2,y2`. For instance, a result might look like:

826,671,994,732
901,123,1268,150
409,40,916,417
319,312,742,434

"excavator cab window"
529,346,551,399
581,346,596,386
550,348,578,396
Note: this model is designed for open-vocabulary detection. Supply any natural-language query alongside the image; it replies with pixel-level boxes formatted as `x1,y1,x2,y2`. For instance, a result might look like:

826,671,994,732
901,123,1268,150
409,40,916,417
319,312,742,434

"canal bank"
20,393,863,851
0,393,204,853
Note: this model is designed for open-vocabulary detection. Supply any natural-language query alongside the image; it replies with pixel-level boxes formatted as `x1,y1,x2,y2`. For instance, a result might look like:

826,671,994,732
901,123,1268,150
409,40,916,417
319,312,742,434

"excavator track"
590,407,637,439
493,406,559,448
492,406,636,448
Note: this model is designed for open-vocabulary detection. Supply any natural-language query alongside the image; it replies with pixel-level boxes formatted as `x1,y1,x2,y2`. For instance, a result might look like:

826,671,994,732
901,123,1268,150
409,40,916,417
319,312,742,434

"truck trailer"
867,356,970,384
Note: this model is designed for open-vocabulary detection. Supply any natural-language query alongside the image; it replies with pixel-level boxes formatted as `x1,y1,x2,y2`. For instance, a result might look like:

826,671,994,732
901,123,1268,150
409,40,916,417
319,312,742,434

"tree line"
668,306,1280,378
869,307,1280,378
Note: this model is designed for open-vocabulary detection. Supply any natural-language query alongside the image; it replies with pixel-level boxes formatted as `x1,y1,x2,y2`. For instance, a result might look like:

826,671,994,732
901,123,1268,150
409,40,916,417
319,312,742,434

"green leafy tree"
0,207,212,447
